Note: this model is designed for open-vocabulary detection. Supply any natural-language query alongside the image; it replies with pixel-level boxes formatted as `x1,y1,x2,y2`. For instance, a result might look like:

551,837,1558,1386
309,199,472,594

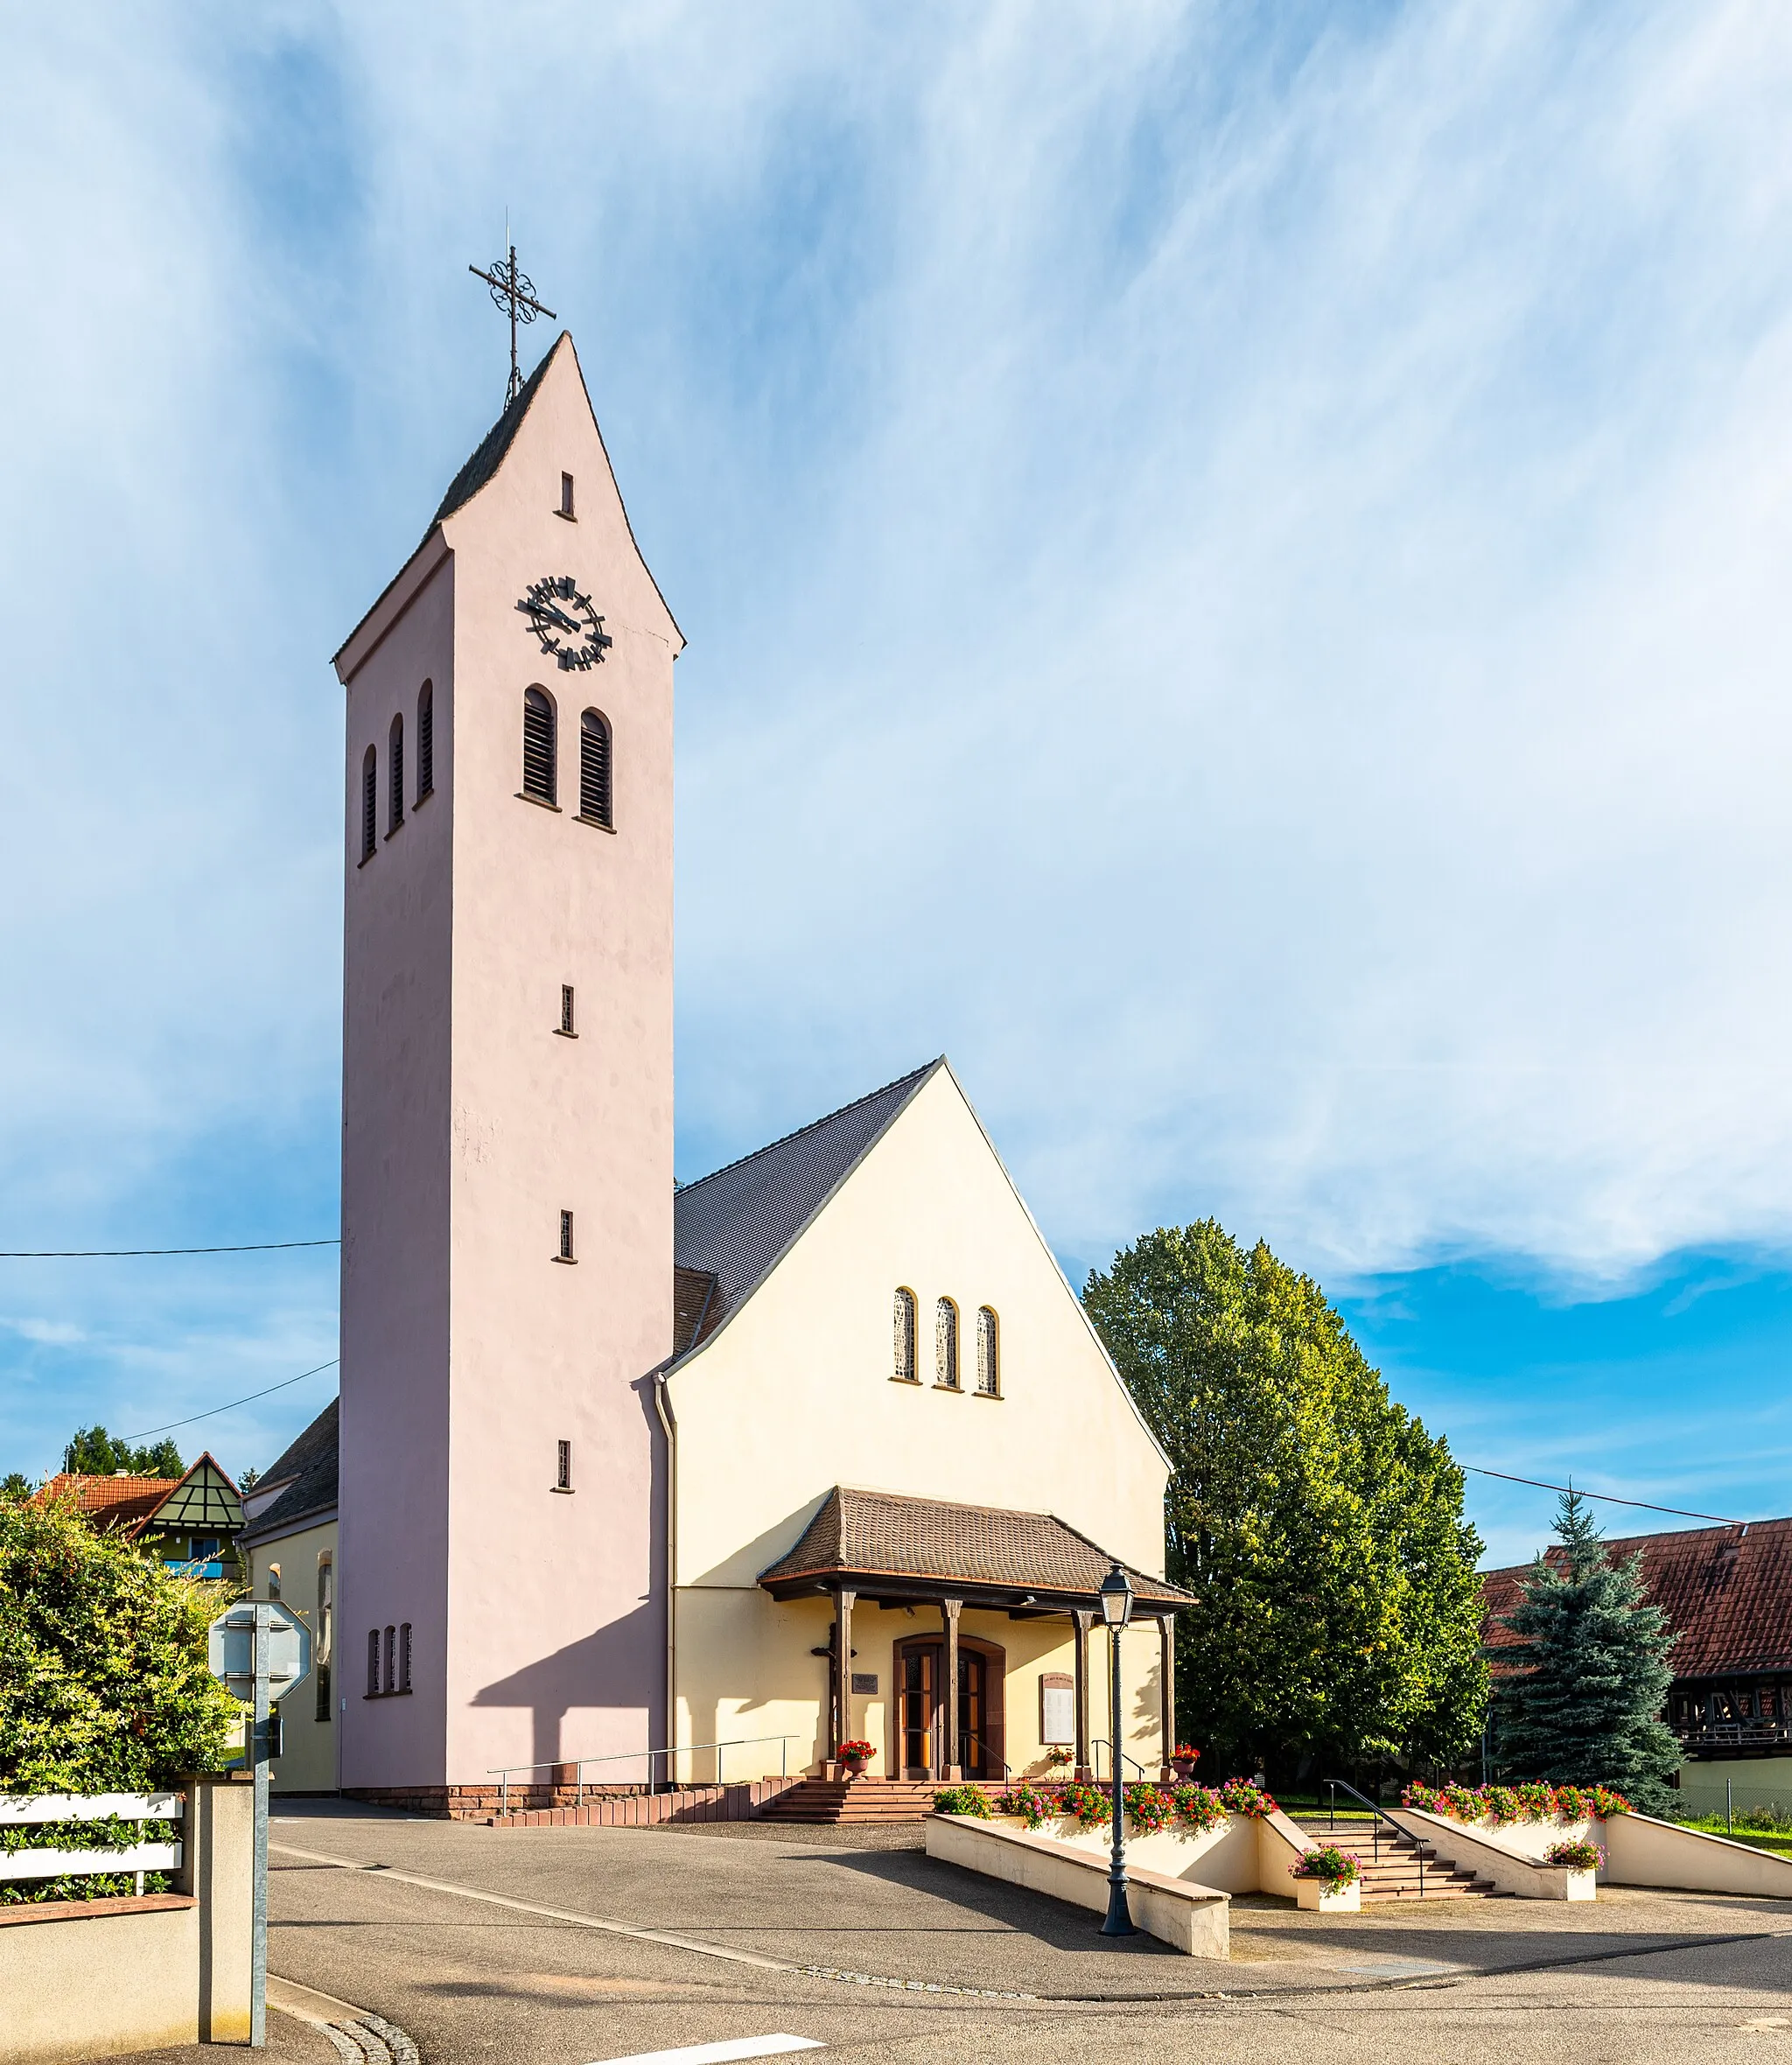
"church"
237,332,1189,1813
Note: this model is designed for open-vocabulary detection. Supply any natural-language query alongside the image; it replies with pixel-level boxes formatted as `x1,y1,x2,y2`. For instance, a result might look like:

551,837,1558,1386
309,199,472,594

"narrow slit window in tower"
579,709,612,827
416,681,433,800
522,688,556,804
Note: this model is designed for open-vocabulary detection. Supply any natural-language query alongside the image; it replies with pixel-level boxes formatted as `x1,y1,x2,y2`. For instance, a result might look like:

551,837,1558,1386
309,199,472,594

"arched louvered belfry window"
360,746,377,862
976,1306,999,1396
935,1297,960,1390
892,1288,917,1382
388,713,404,833
579,708,612,827
522,687,556,804
416,681,434,801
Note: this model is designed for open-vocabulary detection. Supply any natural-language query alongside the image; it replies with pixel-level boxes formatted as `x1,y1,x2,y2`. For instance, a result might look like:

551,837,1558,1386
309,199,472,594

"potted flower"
1172,1742,1201,1782
1541,1838,1602,1900
1292,1844,1362,1913
837,1739,875,1778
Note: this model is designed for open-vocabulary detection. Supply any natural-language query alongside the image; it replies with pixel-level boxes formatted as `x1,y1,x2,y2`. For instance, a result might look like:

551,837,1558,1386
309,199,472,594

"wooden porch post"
942,1598,962,1781
831,1587,855,1768
1157,1614,1176,1782
1073,1608,1094,1783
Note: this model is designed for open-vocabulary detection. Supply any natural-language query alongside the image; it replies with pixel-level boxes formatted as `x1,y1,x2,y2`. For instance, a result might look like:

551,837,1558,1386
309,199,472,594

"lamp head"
1098,1562,1134,1629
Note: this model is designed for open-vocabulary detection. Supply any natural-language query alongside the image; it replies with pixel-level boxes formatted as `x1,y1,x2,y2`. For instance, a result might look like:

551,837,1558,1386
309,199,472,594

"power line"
117,1360,339,1442
1464,1465,1741,1527
0,1240,339,1257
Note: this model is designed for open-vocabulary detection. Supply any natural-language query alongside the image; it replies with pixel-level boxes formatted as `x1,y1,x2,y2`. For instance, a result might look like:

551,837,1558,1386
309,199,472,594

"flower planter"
1536,1865,1597,1902
1293,1874,1362,1912
841,1758,866,1778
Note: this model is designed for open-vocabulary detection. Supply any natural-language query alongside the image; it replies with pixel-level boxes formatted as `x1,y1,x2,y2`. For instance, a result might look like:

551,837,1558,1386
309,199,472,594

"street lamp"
1097,1561,1135,1936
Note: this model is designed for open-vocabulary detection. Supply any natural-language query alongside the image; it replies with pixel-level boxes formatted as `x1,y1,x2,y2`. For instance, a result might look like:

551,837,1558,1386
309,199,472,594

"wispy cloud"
3,2,1791,1476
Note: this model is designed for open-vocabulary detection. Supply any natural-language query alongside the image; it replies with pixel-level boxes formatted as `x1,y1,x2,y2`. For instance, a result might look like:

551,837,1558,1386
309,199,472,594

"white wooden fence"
0,1792,184,1892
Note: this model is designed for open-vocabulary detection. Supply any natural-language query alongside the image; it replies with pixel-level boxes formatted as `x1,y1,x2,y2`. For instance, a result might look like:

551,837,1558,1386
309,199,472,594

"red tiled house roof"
37,1474,183,1536
1481,1516,1792,1679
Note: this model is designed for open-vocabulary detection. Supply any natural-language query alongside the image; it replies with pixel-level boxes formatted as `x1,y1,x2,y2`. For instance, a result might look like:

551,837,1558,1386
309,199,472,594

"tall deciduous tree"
62,1426,184,1478
1084,1221,1486,1776
1493,1490,1680,1812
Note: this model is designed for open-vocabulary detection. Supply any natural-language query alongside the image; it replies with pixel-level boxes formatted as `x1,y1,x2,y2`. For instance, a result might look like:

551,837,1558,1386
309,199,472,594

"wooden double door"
894,1637,1003,1779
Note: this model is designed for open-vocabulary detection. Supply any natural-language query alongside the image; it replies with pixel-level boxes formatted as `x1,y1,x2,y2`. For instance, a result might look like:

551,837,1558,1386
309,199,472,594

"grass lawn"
1671,1816,1792,1854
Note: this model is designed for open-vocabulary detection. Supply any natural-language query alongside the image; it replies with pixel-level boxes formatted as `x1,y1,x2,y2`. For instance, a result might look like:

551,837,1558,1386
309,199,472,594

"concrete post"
831,1588,855,1765
942,1599,962,1781
1073,1609,1094,1783
1158,1616,1176,1782
178,1774,255,2045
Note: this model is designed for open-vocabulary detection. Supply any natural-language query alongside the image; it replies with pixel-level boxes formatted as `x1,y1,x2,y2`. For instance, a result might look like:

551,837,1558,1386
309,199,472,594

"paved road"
261,1802,1792,2063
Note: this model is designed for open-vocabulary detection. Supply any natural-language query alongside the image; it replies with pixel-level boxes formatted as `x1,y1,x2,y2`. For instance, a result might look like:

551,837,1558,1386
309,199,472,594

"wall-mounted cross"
469,243,557,406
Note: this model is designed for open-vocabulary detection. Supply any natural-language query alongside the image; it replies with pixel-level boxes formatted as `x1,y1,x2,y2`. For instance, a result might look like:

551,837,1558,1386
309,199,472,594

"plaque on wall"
850,1672,879,1695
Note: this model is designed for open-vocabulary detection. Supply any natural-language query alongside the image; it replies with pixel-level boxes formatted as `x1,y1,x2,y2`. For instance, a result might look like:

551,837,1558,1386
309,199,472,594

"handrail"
1091,1737,1149,1782
487,1733,805,1813
962,1732,1011,1784
1325,1777,1424,1895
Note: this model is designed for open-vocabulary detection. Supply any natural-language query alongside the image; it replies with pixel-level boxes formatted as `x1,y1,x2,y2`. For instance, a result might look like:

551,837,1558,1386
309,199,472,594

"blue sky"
3,3,1790,1567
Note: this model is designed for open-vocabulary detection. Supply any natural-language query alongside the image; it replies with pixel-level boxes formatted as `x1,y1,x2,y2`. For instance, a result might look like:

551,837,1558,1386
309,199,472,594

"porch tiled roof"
1480,1516,1792,1679
759,1486,1194,1610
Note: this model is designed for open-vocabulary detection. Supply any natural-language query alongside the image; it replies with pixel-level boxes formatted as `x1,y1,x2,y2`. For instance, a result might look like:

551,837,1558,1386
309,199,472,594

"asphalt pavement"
251,1800,1792,2063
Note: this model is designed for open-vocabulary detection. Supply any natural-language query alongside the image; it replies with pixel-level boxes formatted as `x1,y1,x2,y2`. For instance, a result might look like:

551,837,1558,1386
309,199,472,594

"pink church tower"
332,335,680,1805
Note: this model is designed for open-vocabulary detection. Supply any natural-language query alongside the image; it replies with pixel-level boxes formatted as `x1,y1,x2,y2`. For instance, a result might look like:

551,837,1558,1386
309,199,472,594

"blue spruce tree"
1494,1490,1681,1813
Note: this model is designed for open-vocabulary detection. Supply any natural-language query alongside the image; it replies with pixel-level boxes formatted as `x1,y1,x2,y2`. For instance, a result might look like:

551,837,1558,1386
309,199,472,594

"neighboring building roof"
672,1060,942,1354
37,1452,243,1540
1481,1516,1792,1680
759,1485,1194,1610
238,1399,340,1547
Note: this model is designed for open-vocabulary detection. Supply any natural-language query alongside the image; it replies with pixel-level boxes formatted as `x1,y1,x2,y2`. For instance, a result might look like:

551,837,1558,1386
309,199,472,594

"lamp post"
1098,1562,1135,1936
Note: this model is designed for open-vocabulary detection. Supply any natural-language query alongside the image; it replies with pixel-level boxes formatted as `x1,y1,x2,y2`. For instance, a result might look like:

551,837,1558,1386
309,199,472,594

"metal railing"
488,1733,804,1814
962,1732,1011,1785
1324,1776,1425,1895
1091,1737,1150,1782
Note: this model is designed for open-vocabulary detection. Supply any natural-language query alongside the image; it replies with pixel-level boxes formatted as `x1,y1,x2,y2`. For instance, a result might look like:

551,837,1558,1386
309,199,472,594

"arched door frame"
890,1631,1005,1780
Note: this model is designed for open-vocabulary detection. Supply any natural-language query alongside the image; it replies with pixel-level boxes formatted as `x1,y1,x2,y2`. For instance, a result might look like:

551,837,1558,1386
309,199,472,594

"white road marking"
584,2040,823,2063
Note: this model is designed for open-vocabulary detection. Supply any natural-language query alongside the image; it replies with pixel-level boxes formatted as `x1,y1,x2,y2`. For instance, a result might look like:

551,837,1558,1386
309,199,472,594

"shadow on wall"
472,1598,661,1781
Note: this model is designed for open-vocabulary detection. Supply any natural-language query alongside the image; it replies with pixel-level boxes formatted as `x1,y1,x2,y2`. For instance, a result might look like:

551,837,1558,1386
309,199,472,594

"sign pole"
251,1600,270,2048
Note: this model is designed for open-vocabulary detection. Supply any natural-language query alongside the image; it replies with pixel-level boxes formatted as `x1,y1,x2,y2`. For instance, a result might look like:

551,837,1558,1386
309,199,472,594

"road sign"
208,1600,311,1701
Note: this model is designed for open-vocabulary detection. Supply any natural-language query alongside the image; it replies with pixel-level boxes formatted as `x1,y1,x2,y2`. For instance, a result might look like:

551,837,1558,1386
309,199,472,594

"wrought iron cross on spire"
468,243,556,406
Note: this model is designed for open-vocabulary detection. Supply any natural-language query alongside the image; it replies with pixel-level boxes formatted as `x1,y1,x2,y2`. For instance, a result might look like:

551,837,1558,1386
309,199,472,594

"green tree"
1084,1220,1487,1778
0,1489,237,1795
62,1426,184,1478
0,1474,30,1502
1492,1490,1680,1813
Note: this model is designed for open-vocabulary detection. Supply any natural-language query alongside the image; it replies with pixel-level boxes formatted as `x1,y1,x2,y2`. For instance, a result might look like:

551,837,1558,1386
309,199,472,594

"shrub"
1738,1802,1792,1834
0,1491,240,1903
1543,1839,1604,1871
931,1784,991,1818
1292,1844,1360,1887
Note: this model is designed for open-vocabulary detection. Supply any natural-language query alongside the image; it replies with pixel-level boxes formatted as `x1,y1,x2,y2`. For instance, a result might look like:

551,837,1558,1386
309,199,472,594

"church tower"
332,335,679,1801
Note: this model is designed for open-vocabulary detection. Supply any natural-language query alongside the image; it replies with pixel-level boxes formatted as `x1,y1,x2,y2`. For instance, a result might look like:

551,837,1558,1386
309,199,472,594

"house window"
388,714,404,832
417,681,433,800
316,1554,333,1722
383,1625,396,1694
892,1288,917,1382
558,1210,575,1261
560,984,577,1035
522,687,556,804
560,471,576,518
976,1306,1000,1396
556,1439,572,1490
398,1622,412,1693
579,709,612,828
935,1298,960,1390
360,746,377,861
367,1629,380,1698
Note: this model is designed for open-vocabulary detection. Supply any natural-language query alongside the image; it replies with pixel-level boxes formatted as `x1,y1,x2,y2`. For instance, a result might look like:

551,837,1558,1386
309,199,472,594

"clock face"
515,575,612,672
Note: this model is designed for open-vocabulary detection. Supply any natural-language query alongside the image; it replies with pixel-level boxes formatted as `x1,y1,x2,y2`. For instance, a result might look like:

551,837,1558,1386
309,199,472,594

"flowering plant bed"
1402,1782,1630,1824
1124,1783,1174,1834
932,1783,991,1818
1218,1778,1278,1819
1543,1839,1604,1871
1292,1844,1361,1887
1058,1782,1110,1830
998,1781,1058,1830
1170,1784,1228,1833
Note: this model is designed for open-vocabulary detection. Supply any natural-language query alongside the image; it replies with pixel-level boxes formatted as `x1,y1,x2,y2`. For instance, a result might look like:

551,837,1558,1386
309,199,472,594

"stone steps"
758,1779,942,1825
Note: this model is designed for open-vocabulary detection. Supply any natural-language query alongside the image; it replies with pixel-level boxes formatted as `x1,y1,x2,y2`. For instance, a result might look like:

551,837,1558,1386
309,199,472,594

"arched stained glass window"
976,1306,999,1396
580,708,612,827
935,1298,960,1390
892,1288,917,1382
522,687,556,804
